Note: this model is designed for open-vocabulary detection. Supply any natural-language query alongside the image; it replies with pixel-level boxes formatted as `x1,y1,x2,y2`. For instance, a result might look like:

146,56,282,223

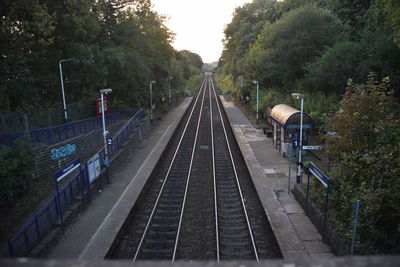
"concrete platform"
220,96,334,261
44,98,193,260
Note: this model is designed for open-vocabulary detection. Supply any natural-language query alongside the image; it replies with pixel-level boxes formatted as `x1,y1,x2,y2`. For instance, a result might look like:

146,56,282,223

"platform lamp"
253,80,259,124
149,81,156,122
59,58,75,122
100,88,112,183
291,92,304,183
168,75,173,104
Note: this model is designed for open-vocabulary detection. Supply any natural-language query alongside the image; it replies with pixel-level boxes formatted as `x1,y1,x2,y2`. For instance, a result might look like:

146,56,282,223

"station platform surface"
45,98,193,259
221,96,333,261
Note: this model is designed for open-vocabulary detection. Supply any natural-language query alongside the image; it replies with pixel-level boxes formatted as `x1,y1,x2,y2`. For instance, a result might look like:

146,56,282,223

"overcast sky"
151,0,250,63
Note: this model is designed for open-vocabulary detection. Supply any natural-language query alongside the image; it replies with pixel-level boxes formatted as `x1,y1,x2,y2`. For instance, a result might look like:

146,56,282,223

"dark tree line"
219,0,400,97
0,0,203,114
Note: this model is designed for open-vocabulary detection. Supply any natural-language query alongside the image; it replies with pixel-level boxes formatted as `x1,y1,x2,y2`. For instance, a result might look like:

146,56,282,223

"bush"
0,140,35,207
327,74,400,254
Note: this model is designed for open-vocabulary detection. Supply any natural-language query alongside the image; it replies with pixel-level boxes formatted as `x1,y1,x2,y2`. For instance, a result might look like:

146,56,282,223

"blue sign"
107,138,113,145
293,140,300,148
286,124,313,129
308,162,330,187
54,159,80,182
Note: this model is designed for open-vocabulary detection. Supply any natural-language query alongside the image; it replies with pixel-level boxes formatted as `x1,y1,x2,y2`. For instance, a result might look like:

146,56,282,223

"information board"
87,153,101,183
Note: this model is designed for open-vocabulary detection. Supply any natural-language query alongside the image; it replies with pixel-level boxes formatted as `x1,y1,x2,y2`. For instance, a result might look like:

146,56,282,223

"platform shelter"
266,104,313,155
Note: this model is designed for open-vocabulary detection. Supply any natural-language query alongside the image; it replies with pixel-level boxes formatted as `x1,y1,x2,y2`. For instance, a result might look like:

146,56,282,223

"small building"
266,104,313,156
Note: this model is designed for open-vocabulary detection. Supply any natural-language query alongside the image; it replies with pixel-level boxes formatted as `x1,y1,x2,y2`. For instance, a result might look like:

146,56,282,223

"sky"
151,0,250,63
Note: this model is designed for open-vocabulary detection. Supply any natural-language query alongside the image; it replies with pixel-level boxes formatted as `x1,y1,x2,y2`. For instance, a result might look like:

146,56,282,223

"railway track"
109,74,281,261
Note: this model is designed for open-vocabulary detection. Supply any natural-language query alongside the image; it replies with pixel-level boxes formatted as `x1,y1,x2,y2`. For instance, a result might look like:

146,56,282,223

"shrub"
0,140,35,207
327,74,400,254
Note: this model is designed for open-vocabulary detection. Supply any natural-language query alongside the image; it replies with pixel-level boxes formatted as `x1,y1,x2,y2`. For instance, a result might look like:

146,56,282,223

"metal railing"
7,109,146,257
0,109,141,147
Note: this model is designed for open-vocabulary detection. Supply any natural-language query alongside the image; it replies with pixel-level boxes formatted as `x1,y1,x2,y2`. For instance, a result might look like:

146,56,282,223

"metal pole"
351,200,360,256
288,144,292,194
296,97,304,183
168,76,172,104
231,74,235,101
59,60,68,122
306,173,311,213
256,81,259,124
323,183,330,232
101,93,110,183
150,82,153,122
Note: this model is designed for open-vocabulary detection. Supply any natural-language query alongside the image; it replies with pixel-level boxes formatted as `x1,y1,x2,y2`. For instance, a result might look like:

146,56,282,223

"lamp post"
253,80,259,124
59,58,75,122
292,93,304,183
168,75,173,104
149,81,156,122
100,88,112,183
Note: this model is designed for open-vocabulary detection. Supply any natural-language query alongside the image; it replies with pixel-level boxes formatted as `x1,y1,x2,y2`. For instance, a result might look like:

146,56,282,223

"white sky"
151,0,250,63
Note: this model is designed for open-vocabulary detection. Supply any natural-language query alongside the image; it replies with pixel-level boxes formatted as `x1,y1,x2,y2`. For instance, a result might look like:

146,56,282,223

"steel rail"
210,77,260,262
133,78,207,262
208,76,220,262
172,76,208,262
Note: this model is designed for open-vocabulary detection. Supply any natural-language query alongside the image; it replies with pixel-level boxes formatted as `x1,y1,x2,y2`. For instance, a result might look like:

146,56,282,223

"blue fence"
0,109,140,147
8,109,146,257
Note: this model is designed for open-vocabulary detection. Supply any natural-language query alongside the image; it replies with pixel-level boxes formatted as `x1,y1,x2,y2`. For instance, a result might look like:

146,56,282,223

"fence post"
8,240,14,257
34,215,40,239
323,183,330,232
23,114,30,134
305,173,311,213
351,200,361,255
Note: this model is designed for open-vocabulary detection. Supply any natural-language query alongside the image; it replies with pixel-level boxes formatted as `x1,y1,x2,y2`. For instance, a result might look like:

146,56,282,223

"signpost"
54,159,80,227
96,96,108,116
288,144,293,194
307,162,331,231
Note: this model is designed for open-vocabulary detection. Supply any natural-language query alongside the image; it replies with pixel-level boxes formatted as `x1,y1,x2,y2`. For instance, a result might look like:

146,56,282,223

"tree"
220,0,278,78
0,0,55,111
384,0,400,48
305,41,367,94
245,4,347,89
326,0,373,36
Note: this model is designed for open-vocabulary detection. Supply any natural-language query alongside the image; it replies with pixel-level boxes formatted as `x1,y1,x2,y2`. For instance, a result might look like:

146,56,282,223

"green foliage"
305,41,368,94
220,0,278,77
245,4,347,89
327,75,400,254
0,140,35,207
384,0,400,48
218,0,400,254
325,0,373,36
0,0,203,115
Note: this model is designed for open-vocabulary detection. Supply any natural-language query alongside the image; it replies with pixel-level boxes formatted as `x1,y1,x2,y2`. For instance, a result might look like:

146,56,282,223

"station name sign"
54,159,80,182
308,162,330,188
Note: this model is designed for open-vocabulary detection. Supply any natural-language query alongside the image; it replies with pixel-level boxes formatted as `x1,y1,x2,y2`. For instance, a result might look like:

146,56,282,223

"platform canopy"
270,104,312,129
